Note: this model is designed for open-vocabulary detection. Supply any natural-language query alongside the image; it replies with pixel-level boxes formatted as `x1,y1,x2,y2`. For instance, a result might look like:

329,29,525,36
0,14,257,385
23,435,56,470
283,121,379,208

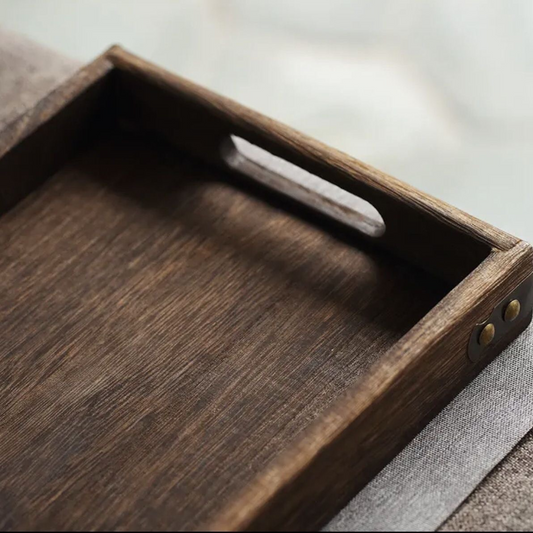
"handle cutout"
222,135,385,238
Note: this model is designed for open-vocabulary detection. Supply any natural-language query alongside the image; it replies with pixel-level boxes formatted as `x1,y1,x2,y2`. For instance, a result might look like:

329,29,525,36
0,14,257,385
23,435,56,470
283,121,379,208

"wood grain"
0,55,114,213
0,46,531,531
109,47,520,285
0,132,446,530
209,243,533,531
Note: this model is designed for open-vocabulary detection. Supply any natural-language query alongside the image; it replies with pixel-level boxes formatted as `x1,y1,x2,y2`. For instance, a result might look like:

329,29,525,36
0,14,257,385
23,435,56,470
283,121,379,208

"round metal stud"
478,323,495,347
503,299,521,322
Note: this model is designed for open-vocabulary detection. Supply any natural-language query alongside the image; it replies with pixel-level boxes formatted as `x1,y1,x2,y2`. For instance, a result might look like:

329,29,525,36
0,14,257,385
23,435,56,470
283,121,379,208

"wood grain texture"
0,132,446,530
0,46,531,531
0,55,114,212
108,47,520,285
209,243,533,531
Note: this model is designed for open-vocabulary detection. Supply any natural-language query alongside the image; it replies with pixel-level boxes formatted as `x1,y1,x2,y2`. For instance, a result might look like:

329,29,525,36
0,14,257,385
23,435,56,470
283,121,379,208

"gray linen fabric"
325,324,533,531
0,27,78,128
2,27,533,533
441,431,533,531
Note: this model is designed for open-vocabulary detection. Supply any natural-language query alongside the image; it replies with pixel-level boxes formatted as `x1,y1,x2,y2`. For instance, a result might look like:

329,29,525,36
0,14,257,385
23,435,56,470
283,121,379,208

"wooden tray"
1,48,532,532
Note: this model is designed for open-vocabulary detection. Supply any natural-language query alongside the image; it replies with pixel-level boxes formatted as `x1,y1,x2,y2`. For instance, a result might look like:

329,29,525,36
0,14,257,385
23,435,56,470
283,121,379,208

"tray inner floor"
0,134,447,530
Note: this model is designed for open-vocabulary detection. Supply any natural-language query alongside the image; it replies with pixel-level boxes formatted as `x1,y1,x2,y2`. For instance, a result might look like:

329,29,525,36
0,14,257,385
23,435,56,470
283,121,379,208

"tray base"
1,132,448,530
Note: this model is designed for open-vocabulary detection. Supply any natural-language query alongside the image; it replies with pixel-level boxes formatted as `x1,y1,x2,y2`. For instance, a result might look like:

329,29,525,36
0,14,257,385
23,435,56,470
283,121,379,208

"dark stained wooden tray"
1,48,532,532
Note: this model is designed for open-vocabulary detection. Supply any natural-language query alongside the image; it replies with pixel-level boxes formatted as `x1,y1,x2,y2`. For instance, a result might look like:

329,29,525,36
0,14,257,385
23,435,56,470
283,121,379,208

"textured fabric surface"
325,324,533,531
441,430,533,531
0,27,78,127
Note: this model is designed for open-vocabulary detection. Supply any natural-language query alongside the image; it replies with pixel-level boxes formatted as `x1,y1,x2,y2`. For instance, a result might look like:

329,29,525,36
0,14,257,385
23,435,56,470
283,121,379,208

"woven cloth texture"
2,26,533,533
0,27,78,128
441,428,533,530
325,324,533,531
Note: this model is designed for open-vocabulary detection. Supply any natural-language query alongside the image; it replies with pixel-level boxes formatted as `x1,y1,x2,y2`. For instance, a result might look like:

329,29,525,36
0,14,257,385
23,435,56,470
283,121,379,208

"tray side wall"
0,56,115,213
209,242,533,531
108,47,519,285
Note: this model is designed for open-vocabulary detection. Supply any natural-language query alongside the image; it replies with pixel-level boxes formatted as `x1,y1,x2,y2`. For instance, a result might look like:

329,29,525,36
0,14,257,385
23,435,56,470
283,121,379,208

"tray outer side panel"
209,246,533,532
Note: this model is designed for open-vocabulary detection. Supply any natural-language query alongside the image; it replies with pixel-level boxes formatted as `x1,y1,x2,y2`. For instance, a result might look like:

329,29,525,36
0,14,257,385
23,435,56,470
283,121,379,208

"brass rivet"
479,323,495,347
504,299,521,322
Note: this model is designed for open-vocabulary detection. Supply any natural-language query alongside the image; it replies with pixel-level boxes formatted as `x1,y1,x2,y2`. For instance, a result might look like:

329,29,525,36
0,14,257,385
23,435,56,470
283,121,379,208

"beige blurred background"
0,0,531,240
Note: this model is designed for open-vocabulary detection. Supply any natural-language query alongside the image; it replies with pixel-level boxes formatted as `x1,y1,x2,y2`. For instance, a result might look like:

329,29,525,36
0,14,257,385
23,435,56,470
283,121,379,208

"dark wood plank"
0,55,114,213
0,132,447,531
108,47,519,285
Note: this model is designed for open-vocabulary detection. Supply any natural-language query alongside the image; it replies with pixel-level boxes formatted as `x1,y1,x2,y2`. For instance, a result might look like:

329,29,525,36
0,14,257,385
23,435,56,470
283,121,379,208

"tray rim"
0,47,531,532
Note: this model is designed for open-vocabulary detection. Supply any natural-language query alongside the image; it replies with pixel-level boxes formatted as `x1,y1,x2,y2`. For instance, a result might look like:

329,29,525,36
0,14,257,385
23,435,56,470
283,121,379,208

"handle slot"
223,135,385,238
